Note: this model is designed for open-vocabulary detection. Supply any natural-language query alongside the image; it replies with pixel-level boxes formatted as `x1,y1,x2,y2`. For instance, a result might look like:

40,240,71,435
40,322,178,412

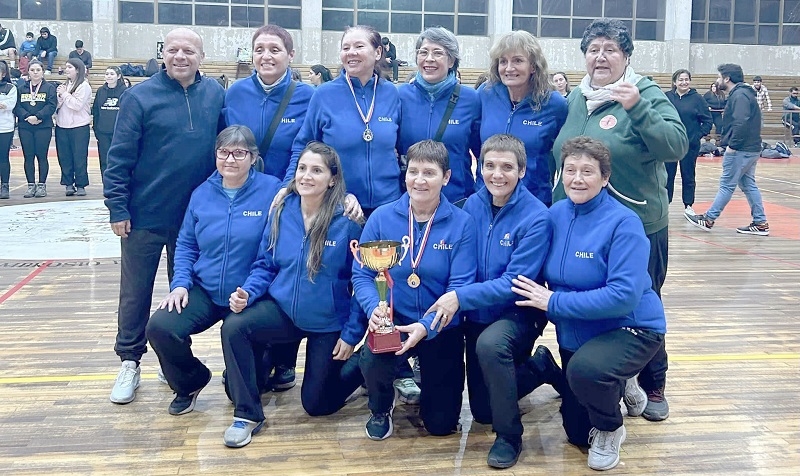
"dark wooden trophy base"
367,328,402,353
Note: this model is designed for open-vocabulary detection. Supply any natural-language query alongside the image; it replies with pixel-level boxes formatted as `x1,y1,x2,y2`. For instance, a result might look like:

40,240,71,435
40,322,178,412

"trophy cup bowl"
351,239,410,353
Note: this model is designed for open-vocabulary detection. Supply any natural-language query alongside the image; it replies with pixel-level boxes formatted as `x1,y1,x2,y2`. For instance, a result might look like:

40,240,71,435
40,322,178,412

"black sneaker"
365,405,394,440
487,434,522,469
530,345,564,396
168,368,212,415
0,183,8,199
642,388,669,421
736,221,769,236
685,212,714,231
269,365,296,391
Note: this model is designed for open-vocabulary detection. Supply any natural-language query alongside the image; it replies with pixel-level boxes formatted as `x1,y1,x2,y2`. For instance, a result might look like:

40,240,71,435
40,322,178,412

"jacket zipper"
291,232,307,320
219,193,234,304
184,89,194,130
560,211,576,283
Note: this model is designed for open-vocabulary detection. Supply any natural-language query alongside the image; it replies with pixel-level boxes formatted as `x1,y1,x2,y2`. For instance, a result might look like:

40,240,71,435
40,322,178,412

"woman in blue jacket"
398,27,480,205
145,125,281,416
223,24,314,180
512,136,666,472
478,31,568,206
221,142,366,449
427,134,559,469
280,25,401,221
353,140,477,441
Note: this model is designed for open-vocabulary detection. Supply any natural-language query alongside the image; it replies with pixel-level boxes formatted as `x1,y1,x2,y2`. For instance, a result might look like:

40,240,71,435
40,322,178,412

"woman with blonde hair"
478,30,567,206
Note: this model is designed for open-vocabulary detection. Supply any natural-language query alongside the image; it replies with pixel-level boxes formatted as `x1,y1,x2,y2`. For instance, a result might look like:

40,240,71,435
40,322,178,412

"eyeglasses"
216,148,250,161
416,49,447,60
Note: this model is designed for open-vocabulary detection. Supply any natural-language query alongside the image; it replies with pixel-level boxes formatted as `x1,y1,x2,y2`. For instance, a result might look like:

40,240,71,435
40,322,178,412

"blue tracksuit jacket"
223,72,314,179
352,193,477,339
544,189,667,352
171,169,281,306
478,83,567,205
457,184,552,324
241,194,366,346
284,73,401,209
397,81,481,203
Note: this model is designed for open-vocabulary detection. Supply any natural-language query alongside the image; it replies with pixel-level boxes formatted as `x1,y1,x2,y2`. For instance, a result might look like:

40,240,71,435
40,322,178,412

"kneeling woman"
428,134,558,469
221,142,366,448
512,136,666,472
353,140,476,441
146,125,281,414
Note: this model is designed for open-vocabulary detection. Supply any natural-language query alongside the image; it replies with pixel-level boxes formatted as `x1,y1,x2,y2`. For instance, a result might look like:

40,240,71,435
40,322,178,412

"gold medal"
363,128,373,142
407,272,420,288
30,100,36,106
345,73,379,143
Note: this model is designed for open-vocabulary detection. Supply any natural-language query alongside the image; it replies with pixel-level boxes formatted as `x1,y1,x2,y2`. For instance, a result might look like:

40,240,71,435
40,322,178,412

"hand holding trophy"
350,238,410,353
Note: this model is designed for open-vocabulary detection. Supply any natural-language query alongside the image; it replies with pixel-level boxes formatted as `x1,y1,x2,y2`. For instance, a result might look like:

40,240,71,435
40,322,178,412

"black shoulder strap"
259,80,297,154
433,83,461,142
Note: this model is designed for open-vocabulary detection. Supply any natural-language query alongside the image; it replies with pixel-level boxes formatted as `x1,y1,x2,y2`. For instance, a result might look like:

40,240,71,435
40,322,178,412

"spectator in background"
781,87,800,147
0,24,16,68
473,71,489,89
703,82,726,141
308,64,332,86
553,71,571,97
92,66,127,178
69,40,92,70
0,60,17,199
122,77,132,88
35,27,57,74
19,32,36,61
382,36,399,82
752,75,771,128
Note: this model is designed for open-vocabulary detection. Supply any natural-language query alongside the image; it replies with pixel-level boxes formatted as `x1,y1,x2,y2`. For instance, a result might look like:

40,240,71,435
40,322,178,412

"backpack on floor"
144,58,159,77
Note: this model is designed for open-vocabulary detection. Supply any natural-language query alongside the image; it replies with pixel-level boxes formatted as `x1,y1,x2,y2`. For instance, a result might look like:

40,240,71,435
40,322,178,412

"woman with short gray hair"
398,26,481,204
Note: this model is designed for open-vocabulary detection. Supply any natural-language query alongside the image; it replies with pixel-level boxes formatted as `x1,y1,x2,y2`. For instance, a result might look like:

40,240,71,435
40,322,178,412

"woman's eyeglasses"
416,49,447,60
216,148,250,161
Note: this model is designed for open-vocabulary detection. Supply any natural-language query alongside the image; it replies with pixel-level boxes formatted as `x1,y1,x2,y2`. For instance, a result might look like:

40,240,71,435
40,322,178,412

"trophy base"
367,329,402,353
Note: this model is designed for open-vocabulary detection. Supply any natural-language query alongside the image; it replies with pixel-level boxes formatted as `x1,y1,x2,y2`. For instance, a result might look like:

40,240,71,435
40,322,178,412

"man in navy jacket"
103,27,225,405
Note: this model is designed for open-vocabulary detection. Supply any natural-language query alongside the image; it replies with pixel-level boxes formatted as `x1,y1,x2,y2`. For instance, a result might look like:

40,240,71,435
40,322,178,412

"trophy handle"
398,235,410,265
350,239,363,268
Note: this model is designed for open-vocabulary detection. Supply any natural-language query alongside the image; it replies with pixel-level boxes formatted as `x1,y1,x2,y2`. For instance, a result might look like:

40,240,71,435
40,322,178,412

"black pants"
0,131,12,183
464,309,547,437
637,227,669,392
55,125,90,188
221,298,363,423
360,326,465,436
18,127,51,183
95,131,113,179
146,286,226,395
710,112,723,138
559,328,664,447
114,228,178,362
665,143,700,207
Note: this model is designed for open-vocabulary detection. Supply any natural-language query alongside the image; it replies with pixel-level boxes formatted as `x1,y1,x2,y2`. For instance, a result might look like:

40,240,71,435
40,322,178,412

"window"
691,0,800,45
512,0,664,41
322,0,487,35
117,1,299,28
4,0,91,20
22,0,56,20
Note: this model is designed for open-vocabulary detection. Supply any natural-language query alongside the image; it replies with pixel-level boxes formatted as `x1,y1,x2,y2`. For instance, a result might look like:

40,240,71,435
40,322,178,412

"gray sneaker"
393,377,420,405
23,183,36,198
110,361,140,404
588,425,626,471
0,183,9,199
623,377,647,417
642,388,669,421
223,418,265,448
34,183,46,198
157,368,168,385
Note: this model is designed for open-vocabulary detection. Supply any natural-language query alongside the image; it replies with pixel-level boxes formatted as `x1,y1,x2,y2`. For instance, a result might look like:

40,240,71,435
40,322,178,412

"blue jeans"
705,149,767,223
35,50,57,71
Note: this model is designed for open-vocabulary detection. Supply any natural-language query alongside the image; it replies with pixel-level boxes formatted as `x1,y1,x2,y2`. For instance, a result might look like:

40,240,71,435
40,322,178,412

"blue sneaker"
365,404,394,440
223,418,265,448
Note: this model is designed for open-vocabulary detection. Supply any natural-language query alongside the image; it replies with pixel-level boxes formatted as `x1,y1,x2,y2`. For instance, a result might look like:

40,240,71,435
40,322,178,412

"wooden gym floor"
0,147,798,475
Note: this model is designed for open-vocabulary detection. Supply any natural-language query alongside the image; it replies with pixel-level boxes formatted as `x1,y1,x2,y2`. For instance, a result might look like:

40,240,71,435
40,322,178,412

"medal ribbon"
408,204,438,275
345,73,378,129
29,81,42,104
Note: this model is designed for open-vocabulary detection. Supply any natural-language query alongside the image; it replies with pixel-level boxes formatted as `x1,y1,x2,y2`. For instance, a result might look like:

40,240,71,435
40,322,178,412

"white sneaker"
393,377,420,405
157,368,168,385
623,377,647,417
110,361,141,404
684,205,696,216
223,418,265,448
588,425,627,471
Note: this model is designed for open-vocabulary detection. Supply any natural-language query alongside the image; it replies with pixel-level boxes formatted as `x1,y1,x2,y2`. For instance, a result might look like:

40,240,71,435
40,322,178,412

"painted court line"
675,233,800,269
0,260,54,304
0,354,797,385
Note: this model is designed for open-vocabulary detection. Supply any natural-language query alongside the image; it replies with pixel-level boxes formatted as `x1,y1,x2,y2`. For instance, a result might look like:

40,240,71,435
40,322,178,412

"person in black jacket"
381,36,399,82
685,64,769,236
665,69,712,215
34,27,57,73
92,66,126,178
703,82,726,140
13,60,57,198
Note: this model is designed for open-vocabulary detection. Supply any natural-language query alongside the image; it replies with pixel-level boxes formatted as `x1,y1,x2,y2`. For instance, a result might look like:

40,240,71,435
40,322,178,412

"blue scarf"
414,71,457,101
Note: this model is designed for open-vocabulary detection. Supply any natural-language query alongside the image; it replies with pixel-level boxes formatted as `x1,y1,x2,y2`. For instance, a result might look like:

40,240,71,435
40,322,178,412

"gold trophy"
350,238,410,353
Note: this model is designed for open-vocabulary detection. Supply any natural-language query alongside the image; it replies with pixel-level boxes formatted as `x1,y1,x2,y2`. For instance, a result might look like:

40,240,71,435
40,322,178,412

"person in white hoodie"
55,57,92,196
0,60,17,199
